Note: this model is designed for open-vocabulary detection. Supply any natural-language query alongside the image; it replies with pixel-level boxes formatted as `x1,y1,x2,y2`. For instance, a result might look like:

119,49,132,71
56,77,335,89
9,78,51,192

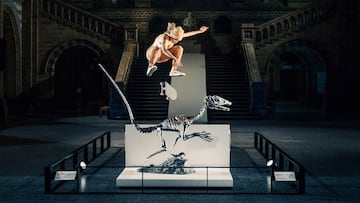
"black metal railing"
44,131,304,194
254,132,305,194
47,165,274,194
44,131,111,194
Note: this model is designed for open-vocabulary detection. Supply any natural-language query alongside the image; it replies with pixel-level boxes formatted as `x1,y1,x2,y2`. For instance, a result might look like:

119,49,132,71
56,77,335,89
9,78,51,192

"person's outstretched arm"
182,26,209,38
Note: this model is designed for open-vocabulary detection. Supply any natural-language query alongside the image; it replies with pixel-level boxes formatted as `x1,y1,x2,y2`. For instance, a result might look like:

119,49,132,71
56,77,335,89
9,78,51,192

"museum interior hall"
0,0,360,202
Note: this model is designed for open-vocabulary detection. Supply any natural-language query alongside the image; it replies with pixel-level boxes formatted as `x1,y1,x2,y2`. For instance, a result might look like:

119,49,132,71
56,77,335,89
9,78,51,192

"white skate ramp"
168,53,207,123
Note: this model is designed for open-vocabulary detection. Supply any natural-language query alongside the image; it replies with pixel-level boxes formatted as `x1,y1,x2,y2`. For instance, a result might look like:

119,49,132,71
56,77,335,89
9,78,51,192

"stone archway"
44,40,106,114
45,39,104,75
265,40,326,117
0,3,22,98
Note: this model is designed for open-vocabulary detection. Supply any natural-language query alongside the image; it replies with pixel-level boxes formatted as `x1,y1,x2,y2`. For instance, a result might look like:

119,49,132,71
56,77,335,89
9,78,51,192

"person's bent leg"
146,47,162,76
169,45,186,77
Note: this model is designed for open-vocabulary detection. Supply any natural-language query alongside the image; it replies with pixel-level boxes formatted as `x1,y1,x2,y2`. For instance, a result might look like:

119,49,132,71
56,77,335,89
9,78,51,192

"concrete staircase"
125,58,171,120
205,54,260,120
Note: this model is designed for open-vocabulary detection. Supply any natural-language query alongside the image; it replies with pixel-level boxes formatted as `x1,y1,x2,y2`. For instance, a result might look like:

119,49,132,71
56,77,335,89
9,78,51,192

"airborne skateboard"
160,81,177,100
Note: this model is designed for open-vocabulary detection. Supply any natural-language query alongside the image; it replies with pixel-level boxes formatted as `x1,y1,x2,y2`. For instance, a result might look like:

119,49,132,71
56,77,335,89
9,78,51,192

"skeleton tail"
98,64,135,123
98,64,161,133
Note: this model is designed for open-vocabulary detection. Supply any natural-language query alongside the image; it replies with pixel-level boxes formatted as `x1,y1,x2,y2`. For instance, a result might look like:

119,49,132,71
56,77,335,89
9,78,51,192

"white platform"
116,124,233,188
116,167,233,187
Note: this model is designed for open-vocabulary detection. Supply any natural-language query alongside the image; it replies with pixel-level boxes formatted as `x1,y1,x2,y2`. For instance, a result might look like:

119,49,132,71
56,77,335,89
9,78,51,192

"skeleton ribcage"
161,115,193,131
161,117,182,130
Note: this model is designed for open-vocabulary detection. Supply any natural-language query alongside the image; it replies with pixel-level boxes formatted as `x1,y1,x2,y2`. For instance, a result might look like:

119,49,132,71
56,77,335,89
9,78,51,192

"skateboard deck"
160,81,177,100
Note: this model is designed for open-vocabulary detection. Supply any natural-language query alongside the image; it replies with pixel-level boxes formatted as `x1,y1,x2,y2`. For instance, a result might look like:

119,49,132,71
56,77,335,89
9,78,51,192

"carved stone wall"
0,0,22,98
94,9,288,54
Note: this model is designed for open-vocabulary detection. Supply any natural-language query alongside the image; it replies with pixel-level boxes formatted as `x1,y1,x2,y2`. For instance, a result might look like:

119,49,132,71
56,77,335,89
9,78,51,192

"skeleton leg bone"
144,129,180,166
144,148,168,166
169,134,182,156
157,129,166,148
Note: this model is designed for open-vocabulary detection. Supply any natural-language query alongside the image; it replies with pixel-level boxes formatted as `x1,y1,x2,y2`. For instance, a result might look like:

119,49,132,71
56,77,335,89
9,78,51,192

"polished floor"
0,115,359,203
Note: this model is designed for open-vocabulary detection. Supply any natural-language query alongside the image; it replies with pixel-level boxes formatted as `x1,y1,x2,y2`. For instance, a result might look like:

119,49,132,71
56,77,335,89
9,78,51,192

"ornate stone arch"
1,1,22,95
0,0,22,33
264,39,327,110
265,39,325,75
45,39,104,76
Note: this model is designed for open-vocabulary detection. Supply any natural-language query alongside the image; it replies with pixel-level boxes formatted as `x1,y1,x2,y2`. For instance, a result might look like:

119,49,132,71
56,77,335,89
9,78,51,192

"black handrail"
254,132,305,194
44,131,111,194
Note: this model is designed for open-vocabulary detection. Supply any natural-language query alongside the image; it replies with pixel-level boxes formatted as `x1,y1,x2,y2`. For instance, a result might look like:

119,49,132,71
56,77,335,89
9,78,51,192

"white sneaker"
146,65,158,77
169,70,186,77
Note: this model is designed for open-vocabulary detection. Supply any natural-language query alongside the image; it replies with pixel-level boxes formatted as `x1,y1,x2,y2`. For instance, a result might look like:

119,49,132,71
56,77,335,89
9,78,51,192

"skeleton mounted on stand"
98,64,231,167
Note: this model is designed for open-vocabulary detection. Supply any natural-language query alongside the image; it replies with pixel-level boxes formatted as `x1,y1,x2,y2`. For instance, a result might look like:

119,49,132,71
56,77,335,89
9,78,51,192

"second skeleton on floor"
146,22,209,77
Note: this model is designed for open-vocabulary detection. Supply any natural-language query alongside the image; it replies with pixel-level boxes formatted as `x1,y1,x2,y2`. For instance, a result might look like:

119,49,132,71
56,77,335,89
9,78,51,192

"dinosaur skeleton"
98,64,232,163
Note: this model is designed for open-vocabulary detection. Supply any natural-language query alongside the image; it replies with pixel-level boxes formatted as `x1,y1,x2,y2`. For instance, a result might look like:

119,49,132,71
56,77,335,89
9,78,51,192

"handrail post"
92,141,97,159
72,153,78,170
254,132,258,148
106,132,111,148
279,154,284,169
265,142,269,159
44,166,52,194
299,166,306,194
84,146,89,163
101,136,104,153
271,146,276,161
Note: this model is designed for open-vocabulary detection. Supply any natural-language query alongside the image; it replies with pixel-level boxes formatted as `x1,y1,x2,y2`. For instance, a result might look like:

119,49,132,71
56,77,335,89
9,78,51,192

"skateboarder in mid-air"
146,22,209,77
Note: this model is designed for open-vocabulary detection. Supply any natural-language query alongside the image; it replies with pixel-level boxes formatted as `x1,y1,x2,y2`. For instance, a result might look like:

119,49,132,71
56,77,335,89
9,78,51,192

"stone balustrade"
241,0,336,46
239,0,337,118
42,0,139,89
42,0,126,42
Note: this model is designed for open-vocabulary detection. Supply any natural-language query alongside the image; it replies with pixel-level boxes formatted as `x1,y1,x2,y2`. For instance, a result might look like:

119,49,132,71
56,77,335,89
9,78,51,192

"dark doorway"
280,68,303,100
279,52,304,100
55,46,105,114
268,41,327,119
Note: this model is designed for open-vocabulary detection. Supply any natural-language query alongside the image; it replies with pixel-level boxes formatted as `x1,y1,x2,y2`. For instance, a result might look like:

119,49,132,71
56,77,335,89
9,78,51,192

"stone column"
0,6,4,98
0,7,3,38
